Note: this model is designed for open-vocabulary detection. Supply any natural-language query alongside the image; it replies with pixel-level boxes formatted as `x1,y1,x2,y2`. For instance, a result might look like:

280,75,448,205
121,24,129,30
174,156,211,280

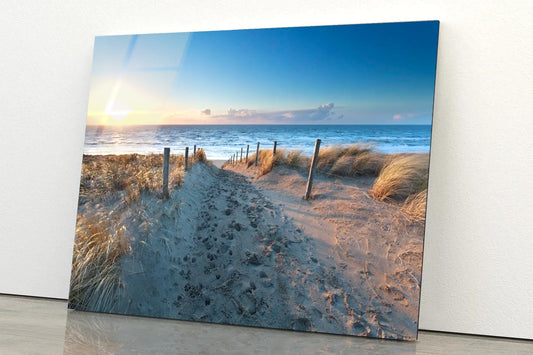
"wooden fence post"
162,147,170,198
255,142,260,166
245,144,249,162
304,139,321,200
185,147,189,171
273,141,277,155
193,145,197,155
240,147,243,162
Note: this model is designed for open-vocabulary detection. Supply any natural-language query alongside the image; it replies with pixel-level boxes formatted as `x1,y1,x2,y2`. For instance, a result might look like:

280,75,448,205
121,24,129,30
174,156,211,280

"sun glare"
104,109,132,121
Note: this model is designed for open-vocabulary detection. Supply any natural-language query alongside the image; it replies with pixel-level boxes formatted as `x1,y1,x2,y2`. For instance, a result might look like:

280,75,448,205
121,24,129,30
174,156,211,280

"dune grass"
70,153,190,310
227,142,429,221
370,154,429,201
242,143,384,178
316,146,344,172
240,149,301,176
317,143,383,177
69,213,127,311
351,151,387,176
401,189,428,222
79,154,186,204
194,148,207,163
285,149,304,168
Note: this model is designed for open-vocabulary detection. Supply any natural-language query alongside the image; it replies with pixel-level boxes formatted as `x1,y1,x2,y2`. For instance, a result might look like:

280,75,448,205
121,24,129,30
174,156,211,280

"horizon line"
86,123,432,127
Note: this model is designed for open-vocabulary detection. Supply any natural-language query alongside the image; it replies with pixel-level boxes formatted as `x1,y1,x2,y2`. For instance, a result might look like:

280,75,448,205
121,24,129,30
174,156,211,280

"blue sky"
87,21,439,125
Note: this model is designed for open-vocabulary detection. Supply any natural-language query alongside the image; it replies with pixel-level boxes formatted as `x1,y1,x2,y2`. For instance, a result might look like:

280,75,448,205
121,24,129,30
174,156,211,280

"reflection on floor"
0,295,532,354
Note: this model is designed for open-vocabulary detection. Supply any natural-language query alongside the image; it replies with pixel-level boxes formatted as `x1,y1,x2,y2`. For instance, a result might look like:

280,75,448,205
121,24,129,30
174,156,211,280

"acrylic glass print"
69,21,439,341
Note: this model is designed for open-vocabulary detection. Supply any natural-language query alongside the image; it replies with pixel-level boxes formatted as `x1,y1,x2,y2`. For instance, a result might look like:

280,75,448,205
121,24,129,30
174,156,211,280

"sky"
87,21,439,126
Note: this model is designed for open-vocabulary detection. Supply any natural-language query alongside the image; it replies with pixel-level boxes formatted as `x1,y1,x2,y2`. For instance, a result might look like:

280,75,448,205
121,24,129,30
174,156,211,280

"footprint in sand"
244,251,262,266
219,244,230,254
235,289,257,315
292,317,312,331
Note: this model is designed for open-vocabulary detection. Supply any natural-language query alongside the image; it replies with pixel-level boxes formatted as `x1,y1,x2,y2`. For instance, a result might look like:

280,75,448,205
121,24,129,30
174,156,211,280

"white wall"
1,0,532,340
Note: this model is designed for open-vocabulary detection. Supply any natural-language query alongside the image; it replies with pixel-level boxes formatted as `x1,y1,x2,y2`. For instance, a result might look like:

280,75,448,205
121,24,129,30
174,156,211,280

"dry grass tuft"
69,213,128,311
401,189,428,222
258,149,275,175
351,152,386,176
236,143,386,178
316,144,384,177
79,154,185,203
194,148,207,163
285,150,303,168
329,155,354,176
344,142,374,156
254,148,304,176
370,154,429,201
316,147,344,172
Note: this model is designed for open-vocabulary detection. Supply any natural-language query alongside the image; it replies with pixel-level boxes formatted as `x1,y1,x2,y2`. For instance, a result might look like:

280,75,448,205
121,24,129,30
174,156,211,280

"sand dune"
74,163,421,339
74,160,423,340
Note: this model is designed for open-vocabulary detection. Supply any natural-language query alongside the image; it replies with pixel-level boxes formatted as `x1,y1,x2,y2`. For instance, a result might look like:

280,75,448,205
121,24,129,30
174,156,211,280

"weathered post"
255,142,260,166
162,147,170,198
245,144,249,162
185,147,189,171
273,141,277,155
240,147,243,162
193,144,197,155
304,139,321,200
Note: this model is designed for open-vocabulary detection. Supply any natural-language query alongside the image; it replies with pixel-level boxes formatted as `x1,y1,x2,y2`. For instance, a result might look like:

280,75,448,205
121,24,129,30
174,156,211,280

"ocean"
83,125,432,160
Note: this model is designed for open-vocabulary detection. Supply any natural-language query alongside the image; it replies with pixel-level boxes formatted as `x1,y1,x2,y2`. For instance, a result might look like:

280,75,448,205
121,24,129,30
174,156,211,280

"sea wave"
83,125,432,160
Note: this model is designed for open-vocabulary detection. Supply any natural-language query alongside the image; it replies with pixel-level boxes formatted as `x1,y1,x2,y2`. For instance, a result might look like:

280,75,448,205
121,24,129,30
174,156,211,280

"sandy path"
226,164,425,340
107,163,362,335
100,162,421,339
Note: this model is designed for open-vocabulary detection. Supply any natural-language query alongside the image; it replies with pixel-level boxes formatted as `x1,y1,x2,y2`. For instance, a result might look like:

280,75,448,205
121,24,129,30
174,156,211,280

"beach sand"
211,160,226,169
75,160,424,340
224,163,424,339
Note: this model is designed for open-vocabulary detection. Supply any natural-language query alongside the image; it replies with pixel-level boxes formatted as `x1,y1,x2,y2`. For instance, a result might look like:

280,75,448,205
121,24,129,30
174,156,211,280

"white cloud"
393,113,416,120
227,108,257,118
201,108,211,115
213,103,341,123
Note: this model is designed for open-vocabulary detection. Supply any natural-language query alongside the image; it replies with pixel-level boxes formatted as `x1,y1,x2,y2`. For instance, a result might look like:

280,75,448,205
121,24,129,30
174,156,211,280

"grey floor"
1,295,532,354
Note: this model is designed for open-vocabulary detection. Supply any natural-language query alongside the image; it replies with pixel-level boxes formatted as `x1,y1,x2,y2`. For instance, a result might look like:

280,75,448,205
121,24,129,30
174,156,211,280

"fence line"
185,147,189,171
304,139,321,200
162,147,170,199
226,140,325,199
255,142,260,166
161,140,326,200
